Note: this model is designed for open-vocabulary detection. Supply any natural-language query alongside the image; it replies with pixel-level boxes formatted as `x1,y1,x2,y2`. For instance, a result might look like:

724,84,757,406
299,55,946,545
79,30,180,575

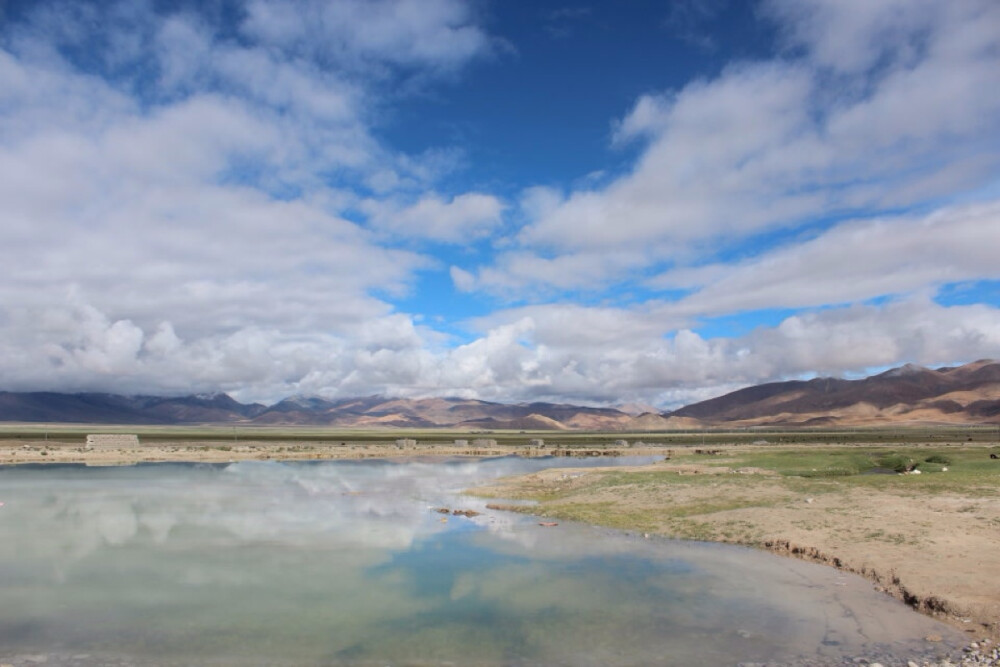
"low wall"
85,434,140,449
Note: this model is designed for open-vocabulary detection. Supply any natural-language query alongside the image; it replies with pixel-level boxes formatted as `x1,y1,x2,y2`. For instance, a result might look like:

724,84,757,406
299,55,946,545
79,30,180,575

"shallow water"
0,457,964,666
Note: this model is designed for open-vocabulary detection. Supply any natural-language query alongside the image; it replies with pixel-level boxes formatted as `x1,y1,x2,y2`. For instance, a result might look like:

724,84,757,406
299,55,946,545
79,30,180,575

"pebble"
3,641,998,667
910,641,1000,667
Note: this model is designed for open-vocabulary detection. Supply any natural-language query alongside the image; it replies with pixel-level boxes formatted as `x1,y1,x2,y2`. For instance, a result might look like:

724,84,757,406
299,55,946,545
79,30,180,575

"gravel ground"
2,642,997,667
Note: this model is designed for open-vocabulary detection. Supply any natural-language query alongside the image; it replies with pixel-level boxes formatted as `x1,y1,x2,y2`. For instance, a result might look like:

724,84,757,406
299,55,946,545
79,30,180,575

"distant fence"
86,434,140,448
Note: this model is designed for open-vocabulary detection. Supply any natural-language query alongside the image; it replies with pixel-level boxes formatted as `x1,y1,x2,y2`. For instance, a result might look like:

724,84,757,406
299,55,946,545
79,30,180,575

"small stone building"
85,434,140,449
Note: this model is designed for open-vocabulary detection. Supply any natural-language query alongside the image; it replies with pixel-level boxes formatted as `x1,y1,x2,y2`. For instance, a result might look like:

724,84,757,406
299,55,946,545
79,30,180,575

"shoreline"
0,439,658,466
5,439,999,664
468,446,1000,647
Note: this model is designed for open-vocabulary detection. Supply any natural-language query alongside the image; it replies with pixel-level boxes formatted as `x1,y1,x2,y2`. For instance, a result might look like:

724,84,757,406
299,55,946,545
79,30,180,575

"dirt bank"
470,446,1000,642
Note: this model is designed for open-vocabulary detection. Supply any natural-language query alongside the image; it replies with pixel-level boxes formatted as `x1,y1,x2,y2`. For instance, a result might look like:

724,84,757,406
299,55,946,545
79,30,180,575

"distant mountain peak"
672,359,999,426
282,394,322,403
881,362,929,378
1,360,997,428
194,391,229,401
615,402,660,416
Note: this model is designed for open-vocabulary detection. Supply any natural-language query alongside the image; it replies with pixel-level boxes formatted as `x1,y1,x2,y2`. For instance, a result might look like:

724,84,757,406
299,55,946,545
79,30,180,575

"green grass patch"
470,442,1000,546
540,502,661,533
662,498,773,518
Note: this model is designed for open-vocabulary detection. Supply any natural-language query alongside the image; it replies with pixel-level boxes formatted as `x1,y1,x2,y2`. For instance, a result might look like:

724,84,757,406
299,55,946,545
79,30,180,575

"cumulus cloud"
0,0,503,401
3,287,999,409
467,0,1000,294
242,0,494,73
1,0,998,408
653,201,1000,316
450,266,477,292
469,248,649,296
423,296,1000,409
764,0,953,74
364,192,505,243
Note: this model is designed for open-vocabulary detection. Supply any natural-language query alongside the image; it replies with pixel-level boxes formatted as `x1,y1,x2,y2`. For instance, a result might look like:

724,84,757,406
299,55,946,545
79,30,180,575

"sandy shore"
4,439,998,653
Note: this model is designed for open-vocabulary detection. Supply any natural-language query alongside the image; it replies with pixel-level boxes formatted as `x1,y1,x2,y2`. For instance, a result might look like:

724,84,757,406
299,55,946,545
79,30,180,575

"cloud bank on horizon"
1,0,998,408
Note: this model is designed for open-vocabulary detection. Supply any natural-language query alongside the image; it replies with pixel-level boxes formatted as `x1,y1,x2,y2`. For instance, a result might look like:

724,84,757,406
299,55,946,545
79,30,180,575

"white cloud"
743,298,1000,379
364,192,505,243
469,248,650,296
0,0,496,401
467,304,686,351
652,201,1000,316
3,288,999,409
468,0,1000,295
450,266,476,292
611,93,674,146
1,0,998,409
427,297,1000,409
764,0,953,74
242,0,494,72
520,61,823,251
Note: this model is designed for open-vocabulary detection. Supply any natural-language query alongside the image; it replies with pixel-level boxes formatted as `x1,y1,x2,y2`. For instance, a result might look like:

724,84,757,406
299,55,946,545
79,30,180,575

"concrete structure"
471,438,497,447
454,439,469,446
614,439,630,448
395,438,417,449
529,439,545,447
85,434,140,449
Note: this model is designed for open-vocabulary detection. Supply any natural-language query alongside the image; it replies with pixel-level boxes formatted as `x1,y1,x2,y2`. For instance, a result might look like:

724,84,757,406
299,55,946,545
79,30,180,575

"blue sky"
0,0,999,408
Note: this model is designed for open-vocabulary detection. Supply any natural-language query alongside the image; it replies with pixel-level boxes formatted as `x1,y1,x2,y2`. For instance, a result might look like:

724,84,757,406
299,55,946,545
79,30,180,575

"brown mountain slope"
4,360,997,428
670,360,1000,426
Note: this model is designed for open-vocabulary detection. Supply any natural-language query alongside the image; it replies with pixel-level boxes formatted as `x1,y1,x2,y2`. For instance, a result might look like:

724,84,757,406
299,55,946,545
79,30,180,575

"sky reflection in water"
0,457,963,666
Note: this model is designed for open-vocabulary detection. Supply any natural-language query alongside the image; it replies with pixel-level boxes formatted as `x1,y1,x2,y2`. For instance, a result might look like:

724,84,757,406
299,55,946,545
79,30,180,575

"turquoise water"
0,457,963,665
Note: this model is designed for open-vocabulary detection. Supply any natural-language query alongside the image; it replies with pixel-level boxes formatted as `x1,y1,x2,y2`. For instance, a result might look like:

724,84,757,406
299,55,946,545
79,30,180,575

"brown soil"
472,459,1000,642
0,439,663,465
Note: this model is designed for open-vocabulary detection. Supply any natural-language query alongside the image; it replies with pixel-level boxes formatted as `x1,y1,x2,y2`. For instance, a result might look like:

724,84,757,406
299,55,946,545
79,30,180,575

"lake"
0,456,963,665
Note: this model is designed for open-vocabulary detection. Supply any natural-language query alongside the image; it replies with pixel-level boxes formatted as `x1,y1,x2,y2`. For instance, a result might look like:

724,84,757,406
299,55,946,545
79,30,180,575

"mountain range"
1,359,998,429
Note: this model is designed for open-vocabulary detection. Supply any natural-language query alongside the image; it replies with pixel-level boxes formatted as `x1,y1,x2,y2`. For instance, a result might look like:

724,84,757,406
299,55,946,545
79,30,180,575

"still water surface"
0,457,963,665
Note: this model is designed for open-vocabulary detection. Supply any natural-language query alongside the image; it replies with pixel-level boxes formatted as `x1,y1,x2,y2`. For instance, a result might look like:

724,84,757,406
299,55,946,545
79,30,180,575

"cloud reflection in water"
0,457,962,666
